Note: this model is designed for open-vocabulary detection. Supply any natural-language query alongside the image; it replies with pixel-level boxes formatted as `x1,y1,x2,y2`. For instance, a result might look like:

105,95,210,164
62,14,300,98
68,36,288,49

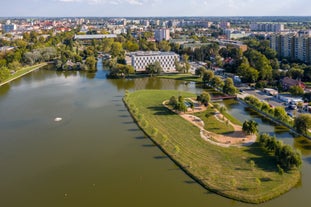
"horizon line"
1,15,311,18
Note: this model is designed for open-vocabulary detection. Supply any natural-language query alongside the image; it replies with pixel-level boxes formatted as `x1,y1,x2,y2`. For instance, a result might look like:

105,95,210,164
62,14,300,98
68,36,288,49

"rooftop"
74,34,117,40
129,51,178,57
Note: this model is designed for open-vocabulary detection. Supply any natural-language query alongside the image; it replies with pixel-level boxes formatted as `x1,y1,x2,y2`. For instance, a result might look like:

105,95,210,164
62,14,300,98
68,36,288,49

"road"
237,86,304,118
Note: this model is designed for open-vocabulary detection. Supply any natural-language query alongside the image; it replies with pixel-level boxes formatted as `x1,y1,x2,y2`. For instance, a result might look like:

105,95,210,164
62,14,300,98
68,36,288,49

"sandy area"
164,99,256,147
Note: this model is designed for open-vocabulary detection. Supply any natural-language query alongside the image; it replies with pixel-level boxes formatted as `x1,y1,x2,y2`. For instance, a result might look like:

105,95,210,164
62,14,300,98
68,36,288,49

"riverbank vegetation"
244,95,311,138
124,90,301,204
0,63,47,86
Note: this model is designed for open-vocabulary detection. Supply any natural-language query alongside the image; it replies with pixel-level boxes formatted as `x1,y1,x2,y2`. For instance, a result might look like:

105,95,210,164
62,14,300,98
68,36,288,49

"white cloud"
56,0,160,6
126,0,143,5
57,0,81,2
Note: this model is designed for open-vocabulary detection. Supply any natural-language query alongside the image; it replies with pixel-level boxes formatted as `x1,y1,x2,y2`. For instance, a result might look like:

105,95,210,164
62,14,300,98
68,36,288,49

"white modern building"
127,51,179,72
155,28,170,42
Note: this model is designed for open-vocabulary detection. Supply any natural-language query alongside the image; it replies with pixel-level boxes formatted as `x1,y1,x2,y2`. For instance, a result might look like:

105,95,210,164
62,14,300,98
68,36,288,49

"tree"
158,40,171,52
245,49,272,81
85,56,97,71
146,61,162,77
237,60,259,83
174,57,182,72
8,61,21,71
223,78,237,95
242,120,258,135
274,106,289,122
197,92,210,106
123,40,139,52
110,42,124,58
102,38,114,53
288,68,304,79
169,96,178,107
182,54,190,73
210,76,224,90
195,67,206,77
289,85,304,96
0,67,10,82
202,70,214,84
174,96,187,112
219,105,227,114
259,133,302,170
294,114,311,134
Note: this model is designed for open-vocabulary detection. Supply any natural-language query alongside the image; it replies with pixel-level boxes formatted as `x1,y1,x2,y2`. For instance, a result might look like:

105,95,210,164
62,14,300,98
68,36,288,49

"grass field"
195,108,235,134
0,63,48,86
158,74,202,82
124,90,301,204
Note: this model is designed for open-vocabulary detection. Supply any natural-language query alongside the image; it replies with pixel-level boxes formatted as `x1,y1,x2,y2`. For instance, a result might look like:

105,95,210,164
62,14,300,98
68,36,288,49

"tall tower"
155,28,170,42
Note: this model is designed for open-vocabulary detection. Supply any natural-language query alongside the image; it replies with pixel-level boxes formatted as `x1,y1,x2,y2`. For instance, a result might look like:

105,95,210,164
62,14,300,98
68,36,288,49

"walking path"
0,63,47,87
164,99,256,147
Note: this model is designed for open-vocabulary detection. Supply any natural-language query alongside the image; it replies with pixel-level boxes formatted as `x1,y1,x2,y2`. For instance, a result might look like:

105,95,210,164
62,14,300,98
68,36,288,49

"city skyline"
1,0,311,17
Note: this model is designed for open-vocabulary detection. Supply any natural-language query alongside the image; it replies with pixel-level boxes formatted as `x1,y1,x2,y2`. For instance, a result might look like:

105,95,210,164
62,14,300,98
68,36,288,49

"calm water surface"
1,62,311,207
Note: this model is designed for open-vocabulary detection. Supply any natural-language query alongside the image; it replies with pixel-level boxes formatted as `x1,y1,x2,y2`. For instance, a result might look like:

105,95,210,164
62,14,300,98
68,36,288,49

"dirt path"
164,99,256,147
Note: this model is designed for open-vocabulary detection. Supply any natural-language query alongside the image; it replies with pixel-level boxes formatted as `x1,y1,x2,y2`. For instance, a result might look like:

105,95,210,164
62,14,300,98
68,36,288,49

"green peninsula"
124,90,300,204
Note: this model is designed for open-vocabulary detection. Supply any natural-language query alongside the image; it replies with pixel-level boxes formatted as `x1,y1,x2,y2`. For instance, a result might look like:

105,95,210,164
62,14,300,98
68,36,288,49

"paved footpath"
0,63,47,87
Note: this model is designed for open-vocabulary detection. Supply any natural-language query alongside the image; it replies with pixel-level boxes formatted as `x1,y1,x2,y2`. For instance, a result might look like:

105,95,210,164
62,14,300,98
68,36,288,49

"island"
123,89,301,204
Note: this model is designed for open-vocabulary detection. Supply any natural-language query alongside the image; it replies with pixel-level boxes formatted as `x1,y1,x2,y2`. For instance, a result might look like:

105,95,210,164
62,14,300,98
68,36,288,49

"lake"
0,61,311,207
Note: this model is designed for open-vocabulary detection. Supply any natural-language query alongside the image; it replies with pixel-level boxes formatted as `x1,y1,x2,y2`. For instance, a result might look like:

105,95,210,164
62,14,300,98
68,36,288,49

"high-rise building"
155,28,170,42
294,36,309,62
251,23,284,32
219,21,230,29
280,34,295,59
270,33,311,63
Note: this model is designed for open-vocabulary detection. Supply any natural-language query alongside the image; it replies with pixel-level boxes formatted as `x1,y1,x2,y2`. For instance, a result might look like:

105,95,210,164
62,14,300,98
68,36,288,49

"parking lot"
237,86,306,118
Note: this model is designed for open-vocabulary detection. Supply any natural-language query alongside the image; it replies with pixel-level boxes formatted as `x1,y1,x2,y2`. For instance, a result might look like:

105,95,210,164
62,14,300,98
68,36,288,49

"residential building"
127,51,179,72
281,77,306,90
224,29,250,40
270,33,311,63
280,34,295,59
294,36,309,62
250,23,284,32
219,22,230,29
2,23,17,33
155,28,170,42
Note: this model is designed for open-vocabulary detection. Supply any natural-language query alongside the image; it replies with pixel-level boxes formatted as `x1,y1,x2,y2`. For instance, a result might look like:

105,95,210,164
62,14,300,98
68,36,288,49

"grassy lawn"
195,107,235,134
0,63,47,86
158,74,202,82
124,90,300,204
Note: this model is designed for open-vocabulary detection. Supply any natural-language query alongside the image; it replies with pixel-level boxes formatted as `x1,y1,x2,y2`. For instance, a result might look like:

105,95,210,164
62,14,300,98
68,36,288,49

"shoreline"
0,63,48,87
123,90,301,204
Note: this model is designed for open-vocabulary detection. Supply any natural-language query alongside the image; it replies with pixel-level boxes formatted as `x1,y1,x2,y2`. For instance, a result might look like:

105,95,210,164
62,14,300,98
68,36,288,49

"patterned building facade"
127,51,179,72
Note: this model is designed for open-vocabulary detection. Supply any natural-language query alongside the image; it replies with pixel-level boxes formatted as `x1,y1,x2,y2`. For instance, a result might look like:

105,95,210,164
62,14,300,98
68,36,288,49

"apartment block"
251,23,284,32
155,28,170,42
2,24,17,33
270,33,311,63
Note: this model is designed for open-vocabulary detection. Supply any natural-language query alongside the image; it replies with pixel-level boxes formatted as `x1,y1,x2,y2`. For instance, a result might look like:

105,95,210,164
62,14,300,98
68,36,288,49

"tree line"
258,134,302,171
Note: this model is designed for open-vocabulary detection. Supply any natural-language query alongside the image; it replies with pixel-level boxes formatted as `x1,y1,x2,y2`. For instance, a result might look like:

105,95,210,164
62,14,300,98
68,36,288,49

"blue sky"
2,0,311,17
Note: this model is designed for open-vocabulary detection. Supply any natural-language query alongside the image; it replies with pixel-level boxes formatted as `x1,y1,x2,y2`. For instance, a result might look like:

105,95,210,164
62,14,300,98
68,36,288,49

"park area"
124,90,300,204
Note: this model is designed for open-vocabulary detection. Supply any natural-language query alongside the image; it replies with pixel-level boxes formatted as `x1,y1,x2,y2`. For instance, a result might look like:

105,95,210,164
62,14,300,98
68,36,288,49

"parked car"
288,105,297,110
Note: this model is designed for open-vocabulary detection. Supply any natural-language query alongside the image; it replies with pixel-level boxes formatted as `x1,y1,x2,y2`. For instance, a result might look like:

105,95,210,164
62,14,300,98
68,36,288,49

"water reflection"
0,84,10,97
294,137,311,156
1,60,311,207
